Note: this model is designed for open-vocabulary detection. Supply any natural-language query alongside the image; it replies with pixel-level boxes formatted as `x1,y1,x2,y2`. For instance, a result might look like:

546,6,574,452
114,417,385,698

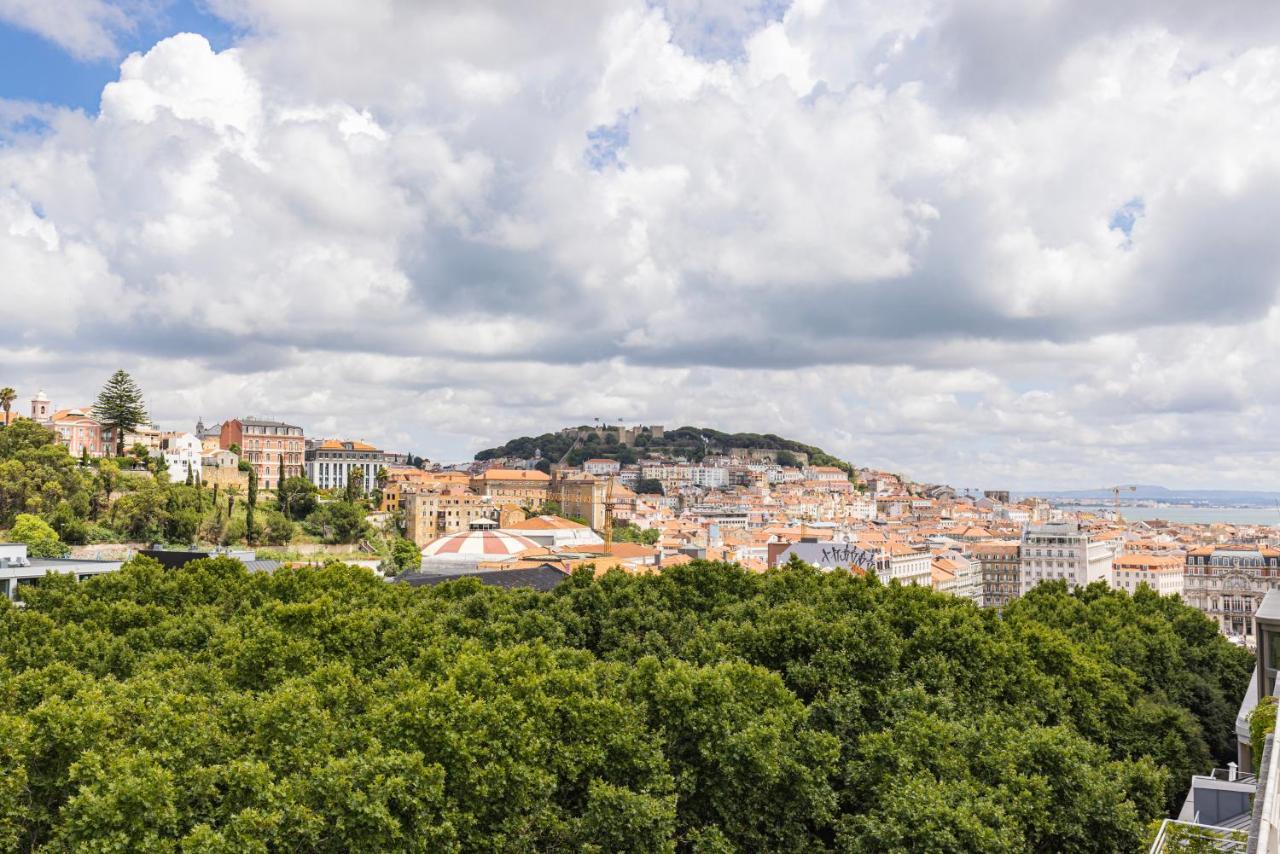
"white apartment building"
305,439,407,494
844,495,877,521
1019,522,1116,594
583,459,621,476
1109,554,1184,597
162,433,203,484
689,466,730,488
874,543,933,587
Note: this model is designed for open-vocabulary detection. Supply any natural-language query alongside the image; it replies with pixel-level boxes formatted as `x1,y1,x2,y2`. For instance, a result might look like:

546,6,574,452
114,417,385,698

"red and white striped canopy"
421,529,540,560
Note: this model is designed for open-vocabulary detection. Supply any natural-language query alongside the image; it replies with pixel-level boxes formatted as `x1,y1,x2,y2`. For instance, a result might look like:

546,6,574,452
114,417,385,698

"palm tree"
0,387,15,427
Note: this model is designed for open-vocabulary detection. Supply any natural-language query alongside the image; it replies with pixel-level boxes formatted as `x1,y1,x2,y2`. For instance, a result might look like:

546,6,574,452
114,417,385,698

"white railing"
1148,819,1246,853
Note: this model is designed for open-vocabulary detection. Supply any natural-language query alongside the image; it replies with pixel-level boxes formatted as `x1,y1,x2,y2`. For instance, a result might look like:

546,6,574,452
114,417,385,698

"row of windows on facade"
244,426,302,436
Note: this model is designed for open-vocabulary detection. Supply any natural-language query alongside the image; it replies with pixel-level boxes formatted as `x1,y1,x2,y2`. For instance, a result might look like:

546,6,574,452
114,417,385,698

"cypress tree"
246,467,257,546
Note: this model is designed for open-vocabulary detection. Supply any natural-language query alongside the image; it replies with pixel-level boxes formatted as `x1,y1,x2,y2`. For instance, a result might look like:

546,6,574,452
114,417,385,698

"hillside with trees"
476,425,853,473
0,557,1249,851
0,370,400,555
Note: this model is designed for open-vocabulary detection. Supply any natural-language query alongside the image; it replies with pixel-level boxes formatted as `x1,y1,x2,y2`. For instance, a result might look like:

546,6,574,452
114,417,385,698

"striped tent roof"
420,529,540,561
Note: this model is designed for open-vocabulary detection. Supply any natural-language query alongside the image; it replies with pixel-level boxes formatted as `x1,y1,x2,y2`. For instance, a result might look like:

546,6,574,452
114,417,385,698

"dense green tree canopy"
0,558,1250,851
476,425,853,473
8,513,67,558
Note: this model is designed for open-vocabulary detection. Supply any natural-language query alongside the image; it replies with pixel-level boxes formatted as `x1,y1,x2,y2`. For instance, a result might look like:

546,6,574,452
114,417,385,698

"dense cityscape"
3,376,1273,650
6,0,1280,849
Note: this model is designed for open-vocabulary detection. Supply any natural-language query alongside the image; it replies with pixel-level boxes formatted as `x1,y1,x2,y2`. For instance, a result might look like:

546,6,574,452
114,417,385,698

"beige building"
200,449,249,490
968,540,1021,608
1110,554,1184,597
1184,545,1280,641
556,473,608,531
471,469,551,508
404,489,497,547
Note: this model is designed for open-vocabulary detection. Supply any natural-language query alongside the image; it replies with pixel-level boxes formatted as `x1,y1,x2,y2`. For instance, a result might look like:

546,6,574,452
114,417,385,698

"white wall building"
689,465,730,488
1109,554,1184,597
583,459,621,476
306,439,405,494
0,543,124,600
162,433,203,484
1019,522,1116,594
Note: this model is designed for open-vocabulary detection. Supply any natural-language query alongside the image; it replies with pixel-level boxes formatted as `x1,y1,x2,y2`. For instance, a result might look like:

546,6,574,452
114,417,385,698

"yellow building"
404,489,496,547
555,473,607,531
471,469,551,508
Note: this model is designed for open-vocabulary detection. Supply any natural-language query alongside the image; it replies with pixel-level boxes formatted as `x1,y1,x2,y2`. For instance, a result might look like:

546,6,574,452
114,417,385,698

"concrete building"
306,439,406,494
161,433,203,484
220,418,305,490
1183,545,1280,642
690,465,730,489
968,540,1021,607
1019,522,1116,595
0,543,123,600
555,473,608,531
1110,553,1184,597
403,489,497,547
583,459,621,476
200,449,248,490
471,469,551,508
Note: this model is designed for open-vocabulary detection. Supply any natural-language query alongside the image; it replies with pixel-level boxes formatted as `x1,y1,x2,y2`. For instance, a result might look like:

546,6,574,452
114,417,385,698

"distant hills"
475,425,854,473
1022,485,1280,507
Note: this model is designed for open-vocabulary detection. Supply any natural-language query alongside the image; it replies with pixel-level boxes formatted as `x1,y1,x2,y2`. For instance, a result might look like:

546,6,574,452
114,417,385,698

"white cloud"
0,0,147,60
5,3,1280,488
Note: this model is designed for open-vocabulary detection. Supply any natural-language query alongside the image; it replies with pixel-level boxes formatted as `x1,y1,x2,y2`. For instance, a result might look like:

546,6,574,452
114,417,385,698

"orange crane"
602,475,615,551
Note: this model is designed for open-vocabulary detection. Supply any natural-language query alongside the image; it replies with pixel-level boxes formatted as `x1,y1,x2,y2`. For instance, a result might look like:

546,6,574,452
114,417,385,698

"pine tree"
93,370,148,457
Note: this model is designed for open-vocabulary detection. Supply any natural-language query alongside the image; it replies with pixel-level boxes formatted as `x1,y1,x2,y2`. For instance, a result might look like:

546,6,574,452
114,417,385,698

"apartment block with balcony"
1019,522,1116,595
968,540,1021,608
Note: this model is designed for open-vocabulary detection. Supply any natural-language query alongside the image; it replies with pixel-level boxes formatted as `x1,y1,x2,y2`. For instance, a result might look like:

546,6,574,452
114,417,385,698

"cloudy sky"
2,0,1279,490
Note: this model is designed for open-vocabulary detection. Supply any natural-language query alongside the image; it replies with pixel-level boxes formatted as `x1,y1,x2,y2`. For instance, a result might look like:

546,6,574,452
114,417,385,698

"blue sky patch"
0,0,237,113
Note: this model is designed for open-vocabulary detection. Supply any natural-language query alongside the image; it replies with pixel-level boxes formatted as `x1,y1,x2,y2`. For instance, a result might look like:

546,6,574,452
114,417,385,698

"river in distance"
1060,505,1280,526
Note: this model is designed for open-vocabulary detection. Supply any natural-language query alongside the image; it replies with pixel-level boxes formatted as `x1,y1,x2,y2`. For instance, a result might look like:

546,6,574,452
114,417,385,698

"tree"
259,509,294,546
343,468,364,503
636,478,664,495
304,501,370,544
0,556,1249,851
245,467,258,546
93,370,149,457
775,450,800,468
613,522,660,545
375,466,390,492
128,442,150,467
386,538,422,576
276,476,319,521
0,386,14,427
9,513,68,557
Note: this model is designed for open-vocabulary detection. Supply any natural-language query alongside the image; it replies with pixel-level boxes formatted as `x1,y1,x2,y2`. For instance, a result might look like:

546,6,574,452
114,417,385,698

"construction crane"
602,474,616,551
1108,485,1138,513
